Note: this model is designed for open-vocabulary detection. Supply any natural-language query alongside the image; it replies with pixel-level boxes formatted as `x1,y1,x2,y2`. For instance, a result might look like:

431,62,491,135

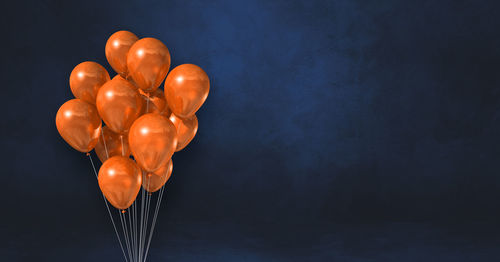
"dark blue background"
2,0,500,261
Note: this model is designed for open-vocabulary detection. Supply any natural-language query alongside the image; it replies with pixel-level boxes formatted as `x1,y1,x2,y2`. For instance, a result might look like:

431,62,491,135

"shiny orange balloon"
95,126,131,163
96,76,142,134
143,159,173,192
141,88,168,115
105,31,139,77
127,38,171,93
164,64,209,118
69,61,110,105
169,113,198,151
128,113,177,172
98,156,142,210
160,105,172,119
112,74,140,90
56,99,102,153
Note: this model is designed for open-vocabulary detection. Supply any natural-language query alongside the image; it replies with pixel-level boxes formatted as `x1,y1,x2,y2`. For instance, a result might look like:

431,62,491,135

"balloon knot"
86,152,90,156
121,210,126,214
148,193,152,196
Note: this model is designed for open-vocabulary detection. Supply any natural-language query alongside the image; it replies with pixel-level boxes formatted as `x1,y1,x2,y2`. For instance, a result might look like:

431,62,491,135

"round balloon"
143,159,173,192
69,61,110,105
105,31,139,77
96,76,142,134
56,99,102,153
128,113,177,172
98,156,142,210
164,64,209,118
169,113,198,151
95,126,131,163
127,38,171,93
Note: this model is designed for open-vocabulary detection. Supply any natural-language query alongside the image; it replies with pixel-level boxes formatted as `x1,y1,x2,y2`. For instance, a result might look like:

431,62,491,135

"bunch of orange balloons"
56,31,209,210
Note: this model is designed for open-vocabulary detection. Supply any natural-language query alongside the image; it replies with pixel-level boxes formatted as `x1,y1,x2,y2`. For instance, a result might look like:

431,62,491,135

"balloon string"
120,135,125,157
144,184,166,261
146,96,150,113
133,200,138,262
127,206,136,261
140,176,151,261
143,175,152,259
129,203,135,261
101,128,109,159
119,210,133,261
139,175,150,261
144,170,168,261
88,154,128,262
143,174,151,260
138,173,146,262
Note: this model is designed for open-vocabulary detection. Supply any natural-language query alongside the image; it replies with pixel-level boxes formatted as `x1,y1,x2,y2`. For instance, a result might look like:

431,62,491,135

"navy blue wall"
2,0,500,261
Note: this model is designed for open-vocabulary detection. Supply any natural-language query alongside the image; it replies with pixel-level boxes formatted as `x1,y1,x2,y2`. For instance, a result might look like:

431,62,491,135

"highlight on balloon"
55,30,210,262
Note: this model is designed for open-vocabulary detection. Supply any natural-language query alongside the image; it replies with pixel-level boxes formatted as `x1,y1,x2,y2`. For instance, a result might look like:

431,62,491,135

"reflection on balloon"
96,76,142,134
127,38,171,93
69,61,110,105
105,31,139,77
169,113,198,151
98,156,142,210
143,159,173,192
56,99,102,153
95,126,131,163
141,88,168,115
164,64,209,118
128,113,177,172
56,32,210,258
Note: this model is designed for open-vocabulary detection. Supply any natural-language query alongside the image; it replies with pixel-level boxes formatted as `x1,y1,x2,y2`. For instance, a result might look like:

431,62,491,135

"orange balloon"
69,61,110,105
160,105,172,119
141,88,168,115
105,31,139,77
143,159,173,192
56,99,102,153
128,113,177,172
96,76,142,134
169,113,198,151
98,156,142,210
95,126,131,163
164,64,209,118
112,74,140,90
127,38,171,93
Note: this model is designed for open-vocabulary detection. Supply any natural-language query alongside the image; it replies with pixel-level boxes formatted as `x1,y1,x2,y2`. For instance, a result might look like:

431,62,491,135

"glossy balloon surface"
164,64,209,118
69,61,110,105
96,76,142,134
169,113,198,151
143,159,173,192
98,156,142,210
127,38,171,93
95,126,131,162
141,88,168,115
128,113,177,172
105,31,139,77
55,99,102,153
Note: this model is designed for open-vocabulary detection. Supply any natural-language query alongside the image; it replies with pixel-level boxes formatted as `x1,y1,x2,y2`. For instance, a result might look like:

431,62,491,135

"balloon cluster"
56,31,209,210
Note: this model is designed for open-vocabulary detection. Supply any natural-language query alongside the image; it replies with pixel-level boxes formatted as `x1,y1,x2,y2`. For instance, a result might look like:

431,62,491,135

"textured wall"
2,0,500,261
